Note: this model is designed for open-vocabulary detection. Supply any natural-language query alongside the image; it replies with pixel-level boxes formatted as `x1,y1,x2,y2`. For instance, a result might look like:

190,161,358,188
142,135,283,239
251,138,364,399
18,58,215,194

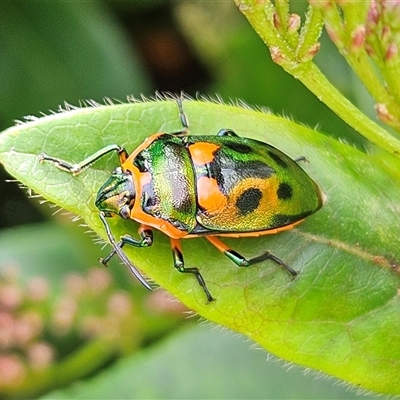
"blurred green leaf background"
0,1,377,399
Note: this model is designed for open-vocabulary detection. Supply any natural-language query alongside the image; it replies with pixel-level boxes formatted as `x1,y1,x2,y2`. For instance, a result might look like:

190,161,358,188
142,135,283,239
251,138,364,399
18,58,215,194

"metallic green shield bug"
40,98,324,302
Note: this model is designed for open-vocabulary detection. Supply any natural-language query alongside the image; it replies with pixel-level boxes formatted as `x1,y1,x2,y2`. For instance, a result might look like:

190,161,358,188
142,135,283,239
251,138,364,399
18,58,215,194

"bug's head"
95,167,136,219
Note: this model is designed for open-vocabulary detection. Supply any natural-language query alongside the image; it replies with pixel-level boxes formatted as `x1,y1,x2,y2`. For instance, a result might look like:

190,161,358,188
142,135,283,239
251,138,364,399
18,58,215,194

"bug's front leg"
100,225,154,266
170,238,215,303
99,214,153,290
38,144,129,175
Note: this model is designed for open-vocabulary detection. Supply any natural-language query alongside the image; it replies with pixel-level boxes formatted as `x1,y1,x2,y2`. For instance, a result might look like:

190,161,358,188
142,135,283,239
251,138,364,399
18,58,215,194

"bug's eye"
120,205,131,220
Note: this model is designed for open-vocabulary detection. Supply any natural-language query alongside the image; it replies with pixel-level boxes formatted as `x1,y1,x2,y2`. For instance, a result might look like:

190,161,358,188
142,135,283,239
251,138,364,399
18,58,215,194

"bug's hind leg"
170,238,215,303
206,236,298,277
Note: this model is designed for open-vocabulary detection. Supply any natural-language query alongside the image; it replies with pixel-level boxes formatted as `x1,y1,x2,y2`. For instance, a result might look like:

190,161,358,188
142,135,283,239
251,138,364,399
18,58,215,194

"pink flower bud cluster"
0,265,185,393
0,272,53,388
366,0,400,61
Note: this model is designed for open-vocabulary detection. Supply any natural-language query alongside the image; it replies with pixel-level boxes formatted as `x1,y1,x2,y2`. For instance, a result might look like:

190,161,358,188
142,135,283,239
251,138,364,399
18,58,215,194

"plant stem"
292,62,400,158
235,0,400,159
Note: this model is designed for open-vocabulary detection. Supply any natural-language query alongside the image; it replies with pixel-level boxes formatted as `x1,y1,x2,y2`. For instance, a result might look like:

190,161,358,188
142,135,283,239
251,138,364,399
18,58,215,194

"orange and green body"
103,131,323,238
40,99,324,302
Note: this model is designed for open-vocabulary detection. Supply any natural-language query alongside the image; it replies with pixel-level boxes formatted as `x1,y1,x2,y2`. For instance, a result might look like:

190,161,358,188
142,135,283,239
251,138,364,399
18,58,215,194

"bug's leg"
99,213,153,290
294,156,308,163
177,96,190,131
206,236,298,278
39,144,129,175
217,129,239,137
100,240,125,266
170,238,215,303
100,225,154,265
170,96,190,136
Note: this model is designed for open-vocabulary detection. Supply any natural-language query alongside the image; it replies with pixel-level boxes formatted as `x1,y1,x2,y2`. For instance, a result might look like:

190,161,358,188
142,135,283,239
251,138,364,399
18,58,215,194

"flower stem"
235,0,400,159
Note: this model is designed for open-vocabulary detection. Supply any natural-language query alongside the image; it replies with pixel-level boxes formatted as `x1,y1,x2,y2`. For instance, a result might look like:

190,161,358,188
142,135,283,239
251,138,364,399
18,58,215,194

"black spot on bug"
236,188,263,215
272,214,291,227
268,151,288,168
277,182,293,200
272,209,317,227
225,142,253,154
210,149,275,195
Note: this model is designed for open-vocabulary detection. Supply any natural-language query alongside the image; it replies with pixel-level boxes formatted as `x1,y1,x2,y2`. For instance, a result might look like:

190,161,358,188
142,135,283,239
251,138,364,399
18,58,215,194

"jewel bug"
39,98,324,302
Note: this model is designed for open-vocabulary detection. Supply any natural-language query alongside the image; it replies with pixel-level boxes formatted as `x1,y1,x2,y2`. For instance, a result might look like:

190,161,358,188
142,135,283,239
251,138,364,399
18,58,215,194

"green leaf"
40,324,376,399
0,99,399,395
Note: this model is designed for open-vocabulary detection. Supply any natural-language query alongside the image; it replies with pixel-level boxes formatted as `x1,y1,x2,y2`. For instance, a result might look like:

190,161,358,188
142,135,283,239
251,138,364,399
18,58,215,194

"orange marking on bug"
186,220,304,239
170,237,182,252
205,236,231,253
138,224,152,235
189,142,220,165
139,171,152,186
196,175,282,232
122,133,166,170
126,133,165,161
197,176,228,214
130,201,189,239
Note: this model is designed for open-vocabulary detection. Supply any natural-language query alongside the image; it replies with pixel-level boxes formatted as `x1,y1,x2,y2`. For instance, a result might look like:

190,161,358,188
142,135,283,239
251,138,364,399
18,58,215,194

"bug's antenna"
99,212,152,290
